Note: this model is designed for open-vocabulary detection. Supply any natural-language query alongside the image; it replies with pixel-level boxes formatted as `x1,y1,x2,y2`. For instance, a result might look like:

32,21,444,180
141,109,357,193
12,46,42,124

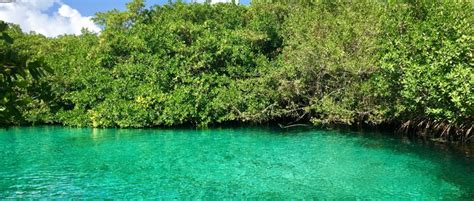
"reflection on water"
0,126,473,199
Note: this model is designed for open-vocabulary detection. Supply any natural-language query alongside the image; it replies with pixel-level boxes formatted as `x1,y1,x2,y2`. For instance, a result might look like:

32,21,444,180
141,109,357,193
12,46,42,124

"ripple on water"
0,126,473,199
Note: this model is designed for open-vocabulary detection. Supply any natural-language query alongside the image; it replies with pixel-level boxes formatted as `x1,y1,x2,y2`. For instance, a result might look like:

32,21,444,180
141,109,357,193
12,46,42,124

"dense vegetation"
0,22,49,125
0,1,472,142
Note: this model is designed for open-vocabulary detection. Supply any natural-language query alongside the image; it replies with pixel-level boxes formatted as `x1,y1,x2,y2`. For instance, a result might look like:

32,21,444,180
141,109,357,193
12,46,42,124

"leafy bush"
2,0,472,141
375,1,473,124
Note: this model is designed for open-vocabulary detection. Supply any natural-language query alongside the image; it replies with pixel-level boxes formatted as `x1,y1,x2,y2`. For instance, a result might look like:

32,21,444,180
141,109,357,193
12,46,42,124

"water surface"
0,126,473,199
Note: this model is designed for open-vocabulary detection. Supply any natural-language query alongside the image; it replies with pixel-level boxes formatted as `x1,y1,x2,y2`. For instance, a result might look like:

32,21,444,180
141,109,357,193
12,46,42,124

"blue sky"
62,0,251,16
0,0,251,37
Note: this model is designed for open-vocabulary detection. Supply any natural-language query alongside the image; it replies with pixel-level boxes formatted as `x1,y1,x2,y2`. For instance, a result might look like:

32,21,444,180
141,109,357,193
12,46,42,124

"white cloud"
0,0,100,37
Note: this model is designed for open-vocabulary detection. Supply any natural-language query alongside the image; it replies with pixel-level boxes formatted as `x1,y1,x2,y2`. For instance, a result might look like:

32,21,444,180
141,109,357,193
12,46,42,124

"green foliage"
268,1,384,125
21,2,283,127
375,1,473,124
3,0,472,134
0,21,48,125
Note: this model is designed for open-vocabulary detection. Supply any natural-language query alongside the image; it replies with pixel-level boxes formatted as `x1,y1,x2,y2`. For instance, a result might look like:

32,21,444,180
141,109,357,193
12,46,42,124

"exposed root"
278,123,310,128
398,119,473,144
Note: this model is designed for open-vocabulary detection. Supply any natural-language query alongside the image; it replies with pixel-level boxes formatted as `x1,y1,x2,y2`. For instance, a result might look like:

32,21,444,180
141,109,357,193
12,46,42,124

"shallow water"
0,126,473,199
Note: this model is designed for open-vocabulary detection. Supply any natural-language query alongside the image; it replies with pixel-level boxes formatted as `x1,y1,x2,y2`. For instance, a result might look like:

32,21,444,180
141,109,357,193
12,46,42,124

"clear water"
0,126,473,199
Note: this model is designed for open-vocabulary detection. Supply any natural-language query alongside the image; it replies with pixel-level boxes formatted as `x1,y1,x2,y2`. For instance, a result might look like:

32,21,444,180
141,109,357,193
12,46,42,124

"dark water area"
0,126,473,199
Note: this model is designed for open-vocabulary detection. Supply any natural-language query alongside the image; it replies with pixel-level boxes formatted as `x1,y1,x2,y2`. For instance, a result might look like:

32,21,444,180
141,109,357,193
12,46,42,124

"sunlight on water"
0,127,473,199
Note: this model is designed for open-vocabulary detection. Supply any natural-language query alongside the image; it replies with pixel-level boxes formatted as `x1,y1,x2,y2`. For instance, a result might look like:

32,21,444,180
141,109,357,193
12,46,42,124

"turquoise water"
0,127,473,199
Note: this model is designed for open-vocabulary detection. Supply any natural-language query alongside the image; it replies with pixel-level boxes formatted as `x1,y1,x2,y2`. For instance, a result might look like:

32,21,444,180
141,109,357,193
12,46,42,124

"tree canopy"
1,0,472,142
